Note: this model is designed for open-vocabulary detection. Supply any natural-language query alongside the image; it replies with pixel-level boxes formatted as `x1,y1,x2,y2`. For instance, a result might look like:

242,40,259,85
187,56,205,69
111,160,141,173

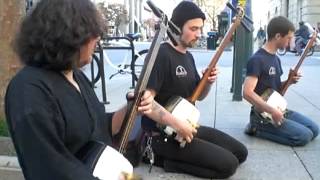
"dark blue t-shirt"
246,48,283,95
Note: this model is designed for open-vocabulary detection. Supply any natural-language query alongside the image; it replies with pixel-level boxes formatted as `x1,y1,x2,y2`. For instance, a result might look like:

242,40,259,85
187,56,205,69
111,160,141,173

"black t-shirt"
142,43,200,130
5,66,112,180
246,48,283,95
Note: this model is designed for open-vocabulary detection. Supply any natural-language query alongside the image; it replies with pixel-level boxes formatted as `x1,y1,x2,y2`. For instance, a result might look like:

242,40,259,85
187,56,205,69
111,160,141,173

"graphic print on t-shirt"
176,65,187,78
269,66,276,76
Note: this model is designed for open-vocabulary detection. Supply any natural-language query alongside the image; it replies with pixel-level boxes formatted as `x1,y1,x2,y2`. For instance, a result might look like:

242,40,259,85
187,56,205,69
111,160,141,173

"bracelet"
126,92,135,101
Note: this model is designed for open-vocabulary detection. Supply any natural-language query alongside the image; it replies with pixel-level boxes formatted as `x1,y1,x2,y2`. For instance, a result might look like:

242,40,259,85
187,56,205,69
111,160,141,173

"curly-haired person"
5,0,156,179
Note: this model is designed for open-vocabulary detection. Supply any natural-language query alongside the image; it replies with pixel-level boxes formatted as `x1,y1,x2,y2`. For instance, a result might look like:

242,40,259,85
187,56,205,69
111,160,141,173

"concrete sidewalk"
106,67,320,180
99,49,320,180
1,48,319,180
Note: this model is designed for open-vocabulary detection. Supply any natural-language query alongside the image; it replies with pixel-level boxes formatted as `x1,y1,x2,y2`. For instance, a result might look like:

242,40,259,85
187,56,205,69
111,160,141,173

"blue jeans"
250,109,319,146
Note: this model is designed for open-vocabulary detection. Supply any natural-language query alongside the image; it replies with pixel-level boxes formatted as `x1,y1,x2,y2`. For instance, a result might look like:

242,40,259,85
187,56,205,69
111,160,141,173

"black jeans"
148,126,248,179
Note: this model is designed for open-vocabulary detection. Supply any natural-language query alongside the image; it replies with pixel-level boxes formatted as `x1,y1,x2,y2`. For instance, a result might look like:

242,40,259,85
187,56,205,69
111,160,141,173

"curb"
0,137,23,180
0,156,23,180
0,156,20,169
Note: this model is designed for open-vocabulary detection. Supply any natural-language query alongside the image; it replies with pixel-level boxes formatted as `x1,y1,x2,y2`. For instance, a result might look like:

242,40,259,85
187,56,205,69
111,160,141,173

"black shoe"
244,123,256,136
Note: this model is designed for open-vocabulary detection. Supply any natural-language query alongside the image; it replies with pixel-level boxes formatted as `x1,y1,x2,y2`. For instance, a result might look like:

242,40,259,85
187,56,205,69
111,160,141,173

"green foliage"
0,119,9,137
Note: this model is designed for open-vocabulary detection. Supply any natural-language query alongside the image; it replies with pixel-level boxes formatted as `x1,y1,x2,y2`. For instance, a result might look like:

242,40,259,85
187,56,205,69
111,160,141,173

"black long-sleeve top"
5,66,113,180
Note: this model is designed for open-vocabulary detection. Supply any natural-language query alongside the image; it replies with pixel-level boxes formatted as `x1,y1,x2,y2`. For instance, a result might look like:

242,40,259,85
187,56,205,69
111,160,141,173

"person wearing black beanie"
170,1,206,31
141,1,248,179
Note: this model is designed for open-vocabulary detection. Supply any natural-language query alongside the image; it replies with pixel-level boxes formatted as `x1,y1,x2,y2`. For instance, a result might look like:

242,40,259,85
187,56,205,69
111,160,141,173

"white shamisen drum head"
93,146,133,180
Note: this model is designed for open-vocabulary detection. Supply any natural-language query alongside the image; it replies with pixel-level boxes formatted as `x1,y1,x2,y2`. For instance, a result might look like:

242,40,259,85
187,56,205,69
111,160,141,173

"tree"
0,0,25,119
142,18,156,41
194,0,227,31
96,2,128,37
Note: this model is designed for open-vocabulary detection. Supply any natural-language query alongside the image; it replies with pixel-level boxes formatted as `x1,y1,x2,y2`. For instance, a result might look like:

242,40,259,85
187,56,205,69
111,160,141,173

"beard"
180,37,199,48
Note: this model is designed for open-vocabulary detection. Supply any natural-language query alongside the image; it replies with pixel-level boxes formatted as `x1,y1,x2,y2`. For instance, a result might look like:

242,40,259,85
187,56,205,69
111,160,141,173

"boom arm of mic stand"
167,21,181,46
146,0,163,18
147,0,181,46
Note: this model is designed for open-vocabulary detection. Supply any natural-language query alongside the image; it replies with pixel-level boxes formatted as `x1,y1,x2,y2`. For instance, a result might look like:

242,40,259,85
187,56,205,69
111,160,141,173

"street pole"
231,0,253,101
129,0,134,33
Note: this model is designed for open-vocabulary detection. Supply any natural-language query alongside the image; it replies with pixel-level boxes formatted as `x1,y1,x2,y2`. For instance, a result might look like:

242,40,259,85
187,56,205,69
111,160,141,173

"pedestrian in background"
255,27,266,48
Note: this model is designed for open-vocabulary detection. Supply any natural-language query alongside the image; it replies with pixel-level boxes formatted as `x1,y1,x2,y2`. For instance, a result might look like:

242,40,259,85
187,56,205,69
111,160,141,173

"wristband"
126,92,135,101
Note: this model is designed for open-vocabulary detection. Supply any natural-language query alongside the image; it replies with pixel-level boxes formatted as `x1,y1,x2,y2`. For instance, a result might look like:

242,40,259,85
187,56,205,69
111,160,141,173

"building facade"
123,0,144,34
268,0,320,28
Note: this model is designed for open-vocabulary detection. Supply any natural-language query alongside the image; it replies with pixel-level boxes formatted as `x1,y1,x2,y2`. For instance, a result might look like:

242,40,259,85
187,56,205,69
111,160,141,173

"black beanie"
170,1,206,30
